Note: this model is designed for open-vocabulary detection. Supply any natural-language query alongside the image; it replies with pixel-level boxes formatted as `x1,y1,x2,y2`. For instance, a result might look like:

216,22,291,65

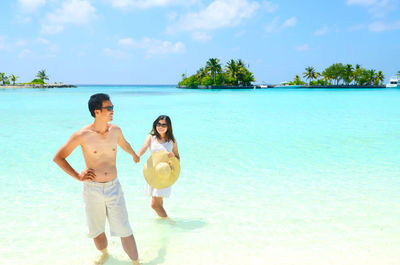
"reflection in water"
142,218,207,265
158,218,207,231
78,218,208,264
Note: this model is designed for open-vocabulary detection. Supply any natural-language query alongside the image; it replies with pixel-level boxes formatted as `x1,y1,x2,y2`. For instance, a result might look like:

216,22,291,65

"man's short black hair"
88,93,110,117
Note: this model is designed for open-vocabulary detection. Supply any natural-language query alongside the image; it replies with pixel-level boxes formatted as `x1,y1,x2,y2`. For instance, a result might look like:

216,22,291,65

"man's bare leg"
121,235,140,264
151,197,167,217
93,233,109,265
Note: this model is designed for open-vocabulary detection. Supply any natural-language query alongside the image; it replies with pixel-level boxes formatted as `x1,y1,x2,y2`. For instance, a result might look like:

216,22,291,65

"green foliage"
215,73,227,86
376,71,385,85
288,75,306,85
322,63,345,85
294,63,385,86
36,69,49,81
201,76,213,86
10,74,19,84
0,72,8,85
0,70,53,86
303,66,318,83
179,58,255,87
30,78,45,84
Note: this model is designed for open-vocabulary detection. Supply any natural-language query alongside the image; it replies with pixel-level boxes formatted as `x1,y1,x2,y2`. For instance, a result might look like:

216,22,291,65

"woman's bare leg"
151,197,167,217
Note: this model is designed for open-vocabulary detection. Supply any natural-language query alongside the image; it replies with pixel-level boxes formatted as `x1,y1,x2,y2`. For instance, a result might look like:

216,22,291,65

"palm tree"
36,69,49,82
343,64,354,85
322,68,335,85
367,69,376,85
353,64,362,85
293,75,302,85
0,72,9,85
225,59,238,85
196,67,207,79
375,71,384,85
397,70,400,78
205,58,222,84
10,74,19,85
226,60,238,78
236,59,249,85
236,59,246,68
302,66,317,84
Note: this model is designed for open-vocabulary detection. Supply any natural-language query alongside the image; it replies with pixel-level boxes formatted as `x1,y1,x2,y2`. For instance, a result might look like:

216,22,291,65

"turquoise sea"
1,85,400,265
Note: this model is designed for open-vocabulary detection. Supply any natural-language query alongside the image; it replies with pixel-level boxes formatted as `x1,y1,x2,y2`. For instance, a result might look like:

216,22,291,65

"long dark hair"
150,115,176,143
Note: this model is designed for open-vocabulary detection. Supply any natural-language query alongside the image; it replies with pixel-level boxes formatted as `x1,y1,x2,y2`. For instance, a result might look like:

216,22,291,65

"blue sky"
1,0,399,84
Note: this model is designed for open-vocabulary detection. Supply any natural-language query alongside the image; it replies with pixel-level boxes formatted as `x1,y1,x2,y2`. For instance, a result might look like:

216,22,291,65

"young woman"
138,115,180,218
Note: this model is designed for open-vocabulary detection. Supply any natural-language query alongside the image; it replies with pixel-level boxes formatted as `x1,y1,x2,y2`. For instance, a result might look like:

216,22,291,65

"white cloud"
235,30,246,38
368,20,400,31
191,32,212,42
265,16,297,33
265,17,280,32
282,17,297,28
36,37,59,53
315,25,329,35
18,0,46,13
37,38,49,45
347,0,393,18
347,0,377,5
167,0,259,33
118,38,136,46
41,0,96,34
166,11,178,21
108,0,198,9
16,40,28,46
18,49,32,58
118,37,185,57
262,1,279,13
103,48,127,58
295,44,310,51
349,20,400,32
349,23,366,31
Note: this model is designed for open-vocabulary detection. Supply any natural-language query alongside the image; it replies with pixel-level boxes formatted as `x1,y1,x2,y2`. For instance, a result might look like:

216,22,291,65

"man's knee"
94,232,106,240
93,232,108,250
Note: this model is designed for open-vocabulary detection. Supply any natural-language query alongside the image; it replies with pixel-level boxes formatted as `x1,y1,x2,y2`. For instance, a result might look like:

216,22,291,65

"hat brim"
143,151,181,189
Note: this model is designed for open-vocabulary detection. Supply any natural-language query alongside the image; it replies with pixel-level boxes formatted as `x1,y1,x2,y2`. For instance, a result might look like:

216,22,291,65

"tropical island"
0,69,76,88
178,58,256,89
281,63,387,88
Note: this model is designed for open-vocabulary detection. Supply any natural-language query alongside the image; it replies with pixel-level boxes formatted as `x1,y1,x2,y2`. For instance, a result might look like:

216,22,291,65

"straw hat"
143,151,180,189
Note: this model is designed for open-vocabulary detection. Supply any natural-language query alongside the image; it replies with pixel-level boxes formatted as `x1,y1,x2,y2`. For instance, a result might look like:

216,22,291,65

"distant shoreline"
178,84,388,89
0,84,77,89
272,84,387,89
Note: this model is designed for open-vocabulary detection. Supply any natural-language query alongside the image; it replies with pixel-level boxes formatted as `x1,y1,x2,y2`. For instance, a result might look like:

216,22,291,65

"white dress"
144,135,174,198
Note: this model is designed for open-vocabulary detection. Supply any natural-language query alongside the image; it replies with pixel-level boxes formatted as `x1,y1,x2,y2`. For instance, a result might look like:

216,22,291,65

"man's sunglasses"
102,105,114,111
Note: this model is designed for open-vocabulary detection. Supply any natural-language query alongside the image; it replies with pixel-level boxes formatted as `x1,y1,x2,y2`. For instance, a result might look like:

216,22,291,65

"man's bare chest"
81,132,118,157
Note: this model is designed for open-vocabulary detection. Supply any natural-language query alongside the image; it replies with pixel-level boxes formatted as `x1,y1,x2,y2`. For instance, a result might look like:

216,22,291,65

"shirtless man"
53,93,140,265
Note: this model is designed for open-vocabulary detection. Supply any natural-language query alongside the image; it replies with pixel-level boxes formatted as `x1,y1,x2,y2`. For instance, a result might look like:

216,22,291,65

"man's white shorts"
82,178,132,238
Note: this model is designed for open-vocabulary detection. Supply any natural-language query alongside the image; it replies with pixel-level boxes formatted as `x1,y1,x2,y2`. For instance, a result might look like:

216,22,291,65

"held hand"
79,168,95,181
133,154,140,164
168,152,175,158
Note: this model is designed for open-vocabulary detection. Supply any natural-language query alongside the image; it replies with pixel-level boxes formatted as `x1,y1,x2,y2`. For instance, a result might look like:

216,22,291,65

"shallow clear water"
1,86,400,265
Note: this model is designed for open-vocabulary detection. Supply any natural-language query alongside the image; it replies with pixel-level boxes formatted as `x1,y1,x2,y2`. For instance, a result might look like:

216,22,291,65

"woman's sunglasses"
156,123,168,128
